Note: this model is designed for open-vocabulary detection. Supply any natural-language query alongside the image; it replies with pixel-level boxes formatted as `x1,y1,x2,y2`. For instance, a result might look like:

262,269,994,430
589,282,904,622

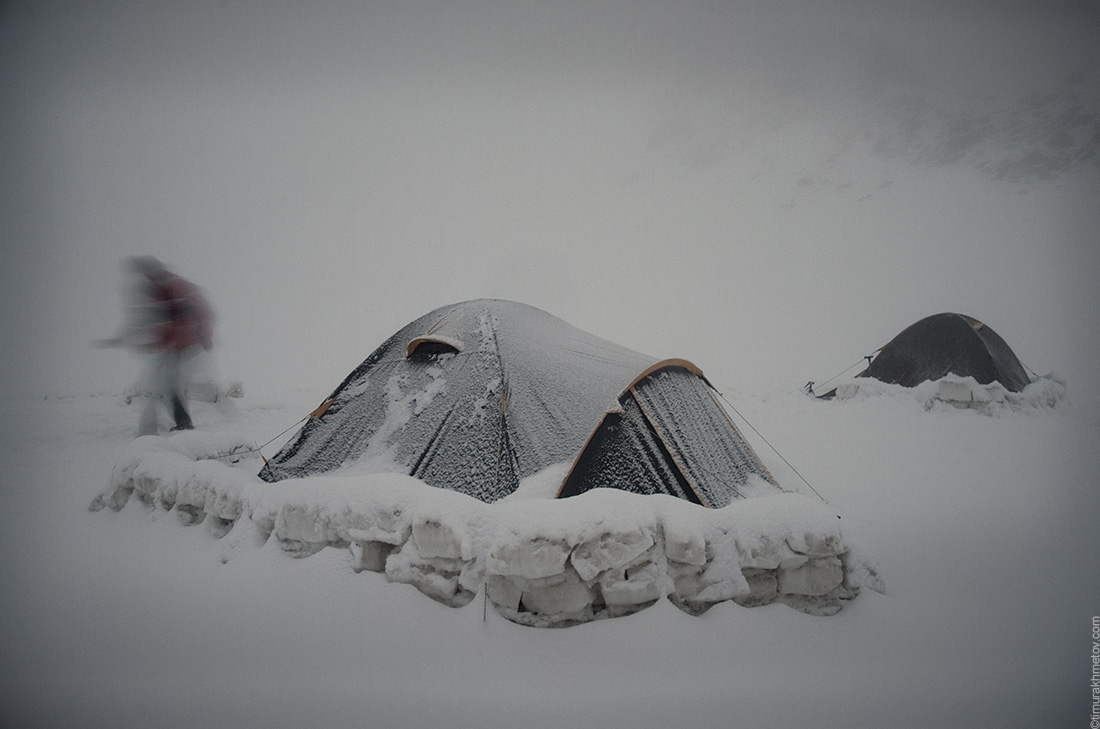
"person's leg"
139,353,168,435
166,350,193,430
170,395,193,430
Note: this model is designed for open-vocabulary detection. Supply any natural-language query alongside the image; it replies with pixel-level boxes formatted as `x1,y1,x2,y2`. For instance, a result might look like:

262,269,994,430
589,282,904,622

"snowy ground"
2,374,1095,728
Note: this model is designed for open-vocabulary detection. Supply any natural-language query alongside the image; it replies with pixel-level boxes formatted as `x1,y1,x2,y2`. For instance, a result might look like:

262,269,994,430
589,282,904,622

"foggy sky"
2,0,1098,403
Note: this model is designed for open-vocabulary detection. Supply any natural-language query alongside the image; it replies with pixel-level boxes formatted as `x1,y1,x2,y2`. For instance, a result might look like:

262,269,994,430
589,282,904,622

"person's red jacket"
151,274,214,352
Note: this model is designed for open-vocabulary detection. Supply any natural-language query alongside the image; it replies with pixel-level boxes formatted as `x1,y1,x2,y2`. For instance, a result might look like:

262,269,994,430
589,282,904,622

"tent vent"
407,336,463,358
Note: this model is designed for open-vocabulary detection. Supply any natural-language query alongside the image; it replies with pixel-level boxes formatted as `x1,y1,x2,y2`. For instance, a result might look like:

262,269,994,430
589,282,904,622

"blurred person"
117,256,214,435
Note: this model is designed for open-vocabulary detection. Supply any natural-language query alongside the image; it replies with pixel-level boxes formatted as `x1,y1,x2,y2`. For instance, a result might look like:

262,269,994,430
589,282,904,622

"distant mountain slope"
869,81,1099,182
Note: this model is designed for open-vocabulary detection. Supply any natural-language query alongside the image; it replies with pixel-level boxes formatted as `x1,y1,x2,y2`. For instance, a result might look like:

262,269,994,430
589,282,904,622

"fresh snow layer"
92,425,878,627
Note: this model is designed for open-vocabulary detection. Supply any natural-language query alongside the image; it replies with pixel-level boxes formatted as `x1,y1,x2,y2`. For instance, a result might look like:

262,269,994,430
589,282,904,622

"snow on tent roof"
860,312,1032,392
259,299,780,507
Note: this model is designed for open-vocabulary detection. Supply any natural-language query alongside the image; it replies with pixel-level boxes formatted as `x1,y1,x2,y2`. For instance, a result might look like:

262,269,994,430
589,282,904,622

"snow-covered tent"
259,299,780,507
858,312,1031,392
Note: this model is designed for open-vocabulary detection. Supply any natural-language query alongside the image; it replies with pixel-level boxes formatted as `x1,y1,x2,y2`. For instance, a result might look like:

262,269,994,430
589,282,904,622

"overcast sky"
2,0,1098,403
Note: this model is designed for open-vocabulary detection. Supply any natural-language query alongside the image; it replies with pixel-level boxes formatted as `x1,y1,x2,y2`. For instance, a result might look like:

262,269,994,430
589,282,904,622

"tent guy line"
711,387,829,505
805,351,882,397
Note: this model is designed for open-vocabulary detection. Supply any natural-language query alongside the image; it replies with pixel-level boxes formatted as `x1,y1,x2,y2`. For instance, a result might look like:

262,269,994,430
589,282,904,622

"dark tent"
858,312,1032,392
259,299,780,507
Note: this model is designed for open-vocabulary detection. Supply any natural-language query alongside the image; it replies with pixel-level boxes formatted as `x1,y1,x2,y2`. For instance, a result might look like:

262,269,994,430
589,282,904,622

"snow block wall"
833,374,1067,414
92,432,882,628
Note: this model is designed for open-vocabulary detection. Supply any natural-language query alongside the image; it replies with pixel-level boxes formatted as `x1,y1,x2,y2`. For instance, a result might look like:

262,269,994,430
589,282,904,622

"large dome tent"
259,299,781,508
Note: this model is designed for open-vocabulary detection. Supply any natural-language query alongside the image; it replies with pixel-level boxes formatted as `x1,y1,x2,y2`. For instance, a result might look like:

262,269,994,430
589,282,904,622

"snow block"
274,503,337,552
348,532,396,573
412,517,466,560
664,528,707,567
777,556,844,597
786,530,844,559
596,545,667,606
385,542,477,608
519,567,595,616
669,529,751,608
487,537,570,580
668,559,751,616
692,555,752,604
341,505,411,548
570,528,656,583
486,575,523,612
733,568,779,608
734,532,798,570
